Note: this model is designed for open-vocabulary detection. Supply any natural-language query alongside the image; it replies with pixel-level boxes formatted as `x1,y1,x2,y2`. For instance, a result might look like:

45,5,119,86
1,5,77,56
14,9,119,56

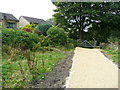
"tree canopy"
35,24,52,35
53,2,120,44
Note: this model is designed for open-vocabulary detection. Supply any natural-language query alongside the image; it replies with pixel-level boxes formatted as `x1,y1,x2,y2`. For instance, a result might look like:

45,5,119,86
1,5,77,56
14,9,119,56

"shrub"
35,24,52,35
22,23,36,33
65,37,77,49
65,43,74,49
0,23,2,29
108,36,119,43
100,43,108,49
47,27,67,46
37,47,53,52
2,45,11,56
2,29,40,50
39,35,52,46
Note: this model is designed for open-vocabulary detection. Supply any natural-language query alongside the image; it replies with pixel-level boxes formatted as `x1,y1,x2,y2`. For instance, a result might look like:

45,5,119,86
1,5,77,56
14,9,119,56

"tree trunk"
97,41,100,46
79,29,82,41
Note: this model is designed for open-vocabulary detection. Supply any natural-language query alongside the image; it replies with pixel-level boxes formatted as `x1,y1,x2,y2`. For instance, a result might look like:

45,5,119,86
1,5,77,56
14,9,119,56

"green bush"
22,23,36,33
65,37,75,49
39,35,52,46
108,37,119,43
104,44,119,64
47,27,67,46
37,47,53,52
2,29,40,50
0,23,2,29
65,43,74,49
2,45,11,56
35,24,52,35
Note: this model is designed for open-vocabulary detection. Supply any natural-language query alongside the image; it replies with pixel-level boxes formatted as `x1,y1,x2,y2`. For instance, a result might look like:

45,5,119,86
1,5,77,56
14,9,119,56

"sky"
0,0,56,20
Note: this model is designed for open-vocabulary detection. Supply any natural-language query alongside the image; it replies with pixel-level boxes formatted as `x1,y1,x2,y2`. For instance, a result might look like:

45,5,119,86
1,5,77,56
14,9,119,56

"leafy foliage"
38,35,52,46
53,2,94,40
2,29,39,50
2,28,70,88
53,2,120,44
47,27,67,46
103,42,119,64
46,18,54,25
2,50,67,88
22,23,36,33
35,24,52,35
2,26,74,88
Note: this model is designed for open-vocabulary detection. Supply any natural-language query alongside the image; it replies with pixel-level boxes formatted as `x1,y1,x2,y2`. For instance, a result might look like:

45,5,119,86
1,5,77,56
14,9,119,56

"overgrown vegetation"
2,49,67,88
22,23,36,33
2,2,120,88
2,26,74,88
53,2,120,45
53,2,119,66
104,47,119,64
35,24,52,35
103,41,119,64
2,29,39,50
47,27,67,46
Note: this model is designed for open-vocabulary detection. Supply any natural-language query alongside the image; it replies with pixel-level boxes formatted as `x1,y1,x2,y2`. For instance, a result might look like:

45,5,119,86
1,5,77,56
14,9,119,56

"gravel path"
66,47,118,88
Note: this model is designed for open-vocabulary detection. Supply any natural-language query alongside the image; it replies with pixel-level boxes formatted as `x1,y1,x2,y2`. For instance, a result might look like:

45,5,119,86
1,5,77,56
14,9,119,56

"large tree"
87,2,120,44
53,2,93,40
53,2,120,44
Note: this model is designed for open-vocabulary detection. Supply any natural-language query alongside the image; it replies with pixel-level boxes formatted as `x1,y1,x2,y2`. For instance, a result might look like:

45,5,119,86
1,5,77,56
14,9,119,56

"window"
6,22,16,29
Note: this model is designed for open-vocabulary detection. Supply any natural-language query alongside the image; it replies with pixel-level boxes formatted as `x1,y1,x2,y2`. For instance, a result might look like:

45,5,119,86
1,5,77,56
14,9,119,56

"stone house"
0,12,19,29
19,16,46,27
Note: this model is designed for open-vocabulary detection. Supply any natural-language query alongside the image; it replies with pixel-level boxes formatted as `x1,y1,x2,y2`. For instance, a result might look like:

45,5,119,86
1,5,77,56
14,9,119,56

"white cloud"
0,0,56,20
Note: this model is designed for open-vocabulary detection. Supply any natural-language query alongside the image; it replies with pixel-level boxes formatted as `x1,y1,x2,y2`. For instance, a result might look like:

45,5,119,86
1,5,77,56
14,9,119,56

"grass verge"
103,47,119,64
2,49,71,88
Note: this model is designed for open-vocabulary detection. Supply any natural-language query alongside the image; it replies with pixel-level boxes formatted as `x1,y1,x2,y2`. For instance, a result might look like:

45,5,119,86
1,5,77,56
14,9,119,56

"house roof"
21,16,46,24
0,12,18,21
46,21,54,25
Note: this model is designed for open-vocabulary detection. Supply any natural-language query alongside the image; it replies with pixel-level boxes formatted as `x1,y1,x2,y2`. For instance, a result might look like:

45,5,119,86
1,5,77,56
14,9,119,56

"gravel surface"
67,47,118,88
101,50,119,68
29,51,74,88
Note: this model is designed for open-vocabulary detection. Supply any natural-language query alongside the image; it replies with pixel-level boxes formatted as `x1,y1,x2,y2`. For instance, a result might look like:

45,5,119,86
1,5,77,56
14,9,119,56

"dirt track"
66,47,118,88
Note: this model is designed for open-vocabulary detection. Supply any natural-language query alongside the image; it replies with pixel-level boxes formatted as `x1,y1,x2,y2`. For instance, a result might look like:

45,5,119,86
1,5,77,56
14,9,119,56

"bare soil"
29,52,74,88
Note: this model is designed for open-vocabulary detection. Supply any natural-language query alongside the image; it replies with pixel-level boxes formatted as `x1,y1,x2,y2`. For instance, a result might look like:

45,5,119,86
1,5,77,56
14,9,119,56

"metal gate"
78,39,97,48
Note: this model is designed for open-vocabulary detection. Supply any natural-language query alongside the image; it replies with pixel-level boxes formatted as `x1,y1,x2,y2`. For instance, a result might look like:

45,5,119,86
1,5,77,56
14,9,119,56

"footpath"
66,47,118,88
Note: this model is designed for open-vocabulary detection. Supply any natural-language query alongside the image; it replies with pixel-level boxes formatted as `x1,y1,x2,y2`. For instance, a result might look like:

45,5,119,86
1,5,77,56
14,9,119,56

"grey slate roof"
0,12,18,21
21,16,46,24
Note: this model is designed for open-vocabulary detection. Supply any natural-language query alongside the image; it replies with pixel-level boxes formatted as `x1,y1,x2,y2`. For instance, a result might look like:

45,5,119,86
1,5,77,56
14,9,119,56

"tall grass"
2,49,67,88
103,42,119,64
